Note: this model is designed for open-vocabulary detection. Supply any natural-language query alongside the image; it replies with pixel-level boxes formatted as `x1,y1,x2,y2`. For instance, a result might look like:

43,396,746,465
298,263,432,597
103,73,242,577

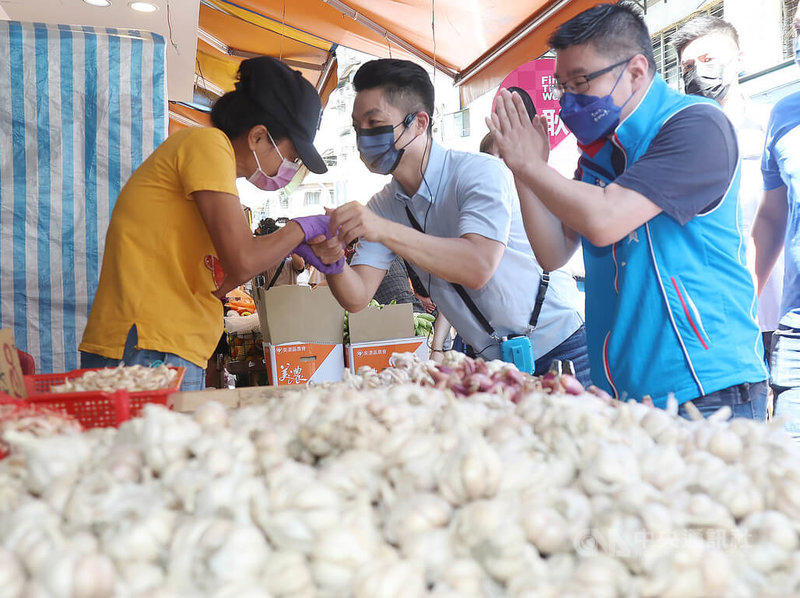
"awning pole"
197,28,324,70
169,110,203,127
316,51,338,94
194,72,226,97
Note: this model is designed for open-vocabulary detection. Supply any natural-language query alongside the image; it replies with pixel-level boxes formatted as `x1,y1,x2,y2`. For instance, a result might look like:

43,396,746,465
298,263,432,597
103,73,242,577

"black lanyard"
267,259,286,290
404,205,549,339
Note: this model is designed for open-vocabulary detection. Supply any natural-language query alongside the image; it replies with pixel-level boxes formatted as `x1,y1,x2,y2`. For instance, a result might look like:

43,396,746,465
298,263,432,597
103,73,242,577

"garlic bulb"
521,487,591,555
262,550,313,597
114,560,165,596
39,552,116,598
139,406,202,475
383,493,451,545
352,557,426,598
0,547,26,598
436,436,502,505
5,432,91,496
579,442,640,495
193,401,230,430
311,526,379,591
399,528,453,586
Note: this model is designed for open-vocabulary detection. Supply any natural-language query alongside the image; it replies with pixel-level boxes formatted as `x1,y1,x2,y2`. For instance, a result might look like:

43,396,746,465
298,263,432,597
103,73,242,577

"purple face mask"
247,133,301,191
558,60,634,146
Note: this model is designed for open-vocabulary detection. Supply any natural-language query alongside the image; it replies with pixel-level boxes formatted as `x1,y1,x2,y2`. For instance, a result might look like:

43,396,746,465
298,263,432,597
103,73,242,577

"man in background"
488,2,768,418
673,15,783,368
751,4,800,438
372,256,425,312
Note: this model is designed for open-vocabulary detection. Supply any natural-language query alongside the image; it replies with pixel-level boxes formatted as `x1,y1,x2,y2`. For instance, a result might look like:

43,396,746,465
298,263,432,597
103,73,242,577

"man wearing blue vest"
488,2,768,419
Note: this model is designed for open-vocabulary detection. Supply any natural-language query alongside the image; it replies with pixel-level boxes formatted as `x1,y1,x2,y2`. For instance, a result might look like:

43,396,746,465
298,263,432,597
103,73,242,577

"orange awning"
193,0,606,109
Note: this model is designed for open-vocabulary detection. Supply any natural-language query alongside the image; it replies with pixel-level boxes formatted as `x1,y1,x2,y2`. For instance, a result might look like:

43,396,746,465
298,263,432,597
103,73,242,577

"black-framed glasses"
549,57,633,100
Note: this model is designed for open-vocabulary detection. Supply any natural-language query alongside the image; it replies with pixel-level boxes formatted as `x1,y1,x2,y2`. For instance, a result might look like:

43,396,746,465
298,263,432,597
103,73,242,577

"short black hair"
672,15,740,59
506,86,537,120
210,60,289,142
548,2,656,74
353,59,435,130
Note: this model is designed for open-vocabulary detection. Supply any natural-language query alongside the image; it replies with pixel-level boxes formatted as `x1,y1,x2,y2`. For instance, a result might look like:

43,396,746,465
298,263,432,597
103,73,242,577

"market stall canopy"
194,0,606,114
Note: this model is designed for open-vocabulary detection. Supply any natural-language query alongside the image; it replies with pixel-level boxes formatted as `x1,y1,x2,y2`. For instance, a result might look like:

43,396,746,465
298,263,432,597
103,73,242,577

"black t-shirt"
613,103,739,225
373,256,425,312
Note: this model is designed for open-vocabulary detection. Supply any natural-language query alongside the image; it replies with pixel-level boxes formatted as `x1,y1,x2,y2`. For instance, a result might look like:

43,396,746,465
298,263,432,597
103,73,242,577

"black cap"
237,57,327,174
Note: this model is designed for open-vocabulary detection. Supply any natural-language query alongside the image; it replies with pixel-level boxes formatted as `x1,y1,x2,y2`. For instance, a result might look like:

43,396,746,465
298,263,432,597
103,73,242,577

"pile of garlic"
1,381,800,597
0,404,82,458
49,365,178,393
345,352,594,402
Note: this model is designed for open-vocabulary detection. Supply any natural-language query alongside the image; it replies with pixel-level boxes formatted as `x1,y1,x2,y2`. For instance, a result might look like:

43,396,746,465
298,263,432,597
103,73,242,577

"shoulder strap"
528,271,549,329
404,205,550,336
405,206,496,339
267,259,286,290
404,259,429,298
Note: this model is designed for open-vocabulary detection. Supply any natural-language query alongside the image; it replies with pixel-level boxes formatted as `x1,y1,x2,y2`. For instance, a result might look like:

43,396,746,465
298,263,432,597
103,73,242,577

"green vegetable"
413,313,434,338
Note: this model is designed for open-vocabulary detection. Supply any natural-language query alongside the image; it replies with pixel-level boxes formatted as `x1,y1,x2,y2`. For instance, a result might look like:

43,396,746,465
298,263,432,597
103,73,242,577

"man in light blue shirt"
306,59,590,383
752,3,800,438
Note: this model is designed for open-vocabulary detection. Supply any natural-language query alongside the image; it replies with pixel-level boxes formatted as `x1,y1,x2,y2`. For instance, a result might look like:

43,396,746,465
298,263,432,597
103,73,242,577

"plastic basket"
21,367,185,429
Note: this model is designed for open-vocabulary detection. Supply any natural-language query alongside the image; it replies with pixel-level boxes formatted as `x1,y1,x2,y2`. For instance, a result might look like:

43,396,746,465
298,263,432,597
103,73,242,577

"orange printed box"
265,342,344,386
347,337,429,374
346,302,425,373
254,285,346,386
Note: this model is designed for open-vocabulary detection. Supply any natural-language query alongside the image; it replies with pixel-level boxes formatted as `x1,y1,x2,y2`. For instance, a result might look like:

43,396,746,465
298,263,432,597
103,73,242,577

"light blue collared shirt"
351,140,584,359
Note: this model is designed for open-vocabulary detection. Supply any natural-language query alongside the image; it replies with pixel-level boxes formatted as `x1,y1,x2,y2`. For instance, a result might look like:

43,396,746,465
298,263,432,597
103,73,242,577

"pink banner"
493,58,570,149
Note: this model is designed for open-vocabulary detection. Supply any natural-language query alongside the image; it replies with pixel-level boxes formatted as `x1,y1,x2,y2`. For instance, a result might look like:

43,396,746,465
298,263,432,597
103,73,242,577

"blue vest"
578,75,767,407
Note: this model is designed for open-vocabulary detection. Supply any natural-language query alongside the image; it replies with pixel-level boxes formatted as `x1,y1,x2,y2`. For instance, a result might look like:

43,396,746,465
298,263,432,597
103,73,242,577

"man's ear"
734,49,744,74
416,111,432,135
629,54,652,89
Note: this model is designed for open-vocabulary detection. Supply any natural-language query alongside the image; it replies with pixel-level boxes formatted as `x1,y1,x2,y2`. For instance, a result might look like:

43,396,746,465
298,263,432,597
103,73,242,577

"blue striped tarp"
0,22,167,373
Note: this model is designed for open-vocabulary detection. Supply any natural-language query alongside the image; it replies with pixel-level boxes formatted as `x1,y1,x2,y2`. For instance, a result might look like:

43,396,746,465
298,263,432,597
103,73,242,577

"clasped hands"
291,203,383,275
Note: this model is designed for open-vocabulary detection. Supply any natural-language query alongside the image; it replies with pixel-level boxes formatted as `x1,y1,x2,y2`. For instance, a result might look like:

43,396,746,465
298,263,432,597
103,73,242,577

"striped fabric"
0,22,167,373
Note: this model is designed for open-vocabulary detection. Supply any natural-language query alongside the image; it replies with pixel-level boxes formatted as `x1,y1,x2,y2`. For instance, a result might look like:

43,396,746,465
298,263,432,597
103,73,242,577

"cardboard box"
346,303,429,373
265,342,345,385
254,285,345,385
347,338,429,373
348,302,414,343
254,285,345,345
0,329,27,398
169,386,303,412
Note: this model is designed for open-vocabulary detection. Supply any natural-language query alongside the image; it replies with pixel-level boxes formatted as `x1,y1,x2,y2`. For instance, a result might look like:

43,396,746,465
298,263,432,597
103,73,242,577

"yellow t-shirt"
80,127,239,367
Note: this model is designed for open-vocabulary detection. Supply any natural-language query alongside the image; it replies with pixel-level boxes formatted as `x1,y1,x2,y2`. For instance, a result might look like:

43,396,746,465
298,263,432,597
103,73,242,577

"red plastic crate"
21,367,185,429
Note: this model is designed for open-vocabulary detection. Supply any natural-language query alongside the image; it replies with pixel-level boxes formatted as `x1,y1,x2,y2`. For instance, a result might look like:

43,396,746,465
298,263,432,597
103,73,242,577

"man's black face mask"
682,63,730,101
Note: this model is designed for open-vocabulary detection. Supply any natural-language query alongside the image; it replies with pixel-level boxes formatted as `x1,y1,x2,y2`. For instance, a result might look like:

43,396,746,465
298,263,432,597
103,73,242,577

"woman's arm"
194,190,303,296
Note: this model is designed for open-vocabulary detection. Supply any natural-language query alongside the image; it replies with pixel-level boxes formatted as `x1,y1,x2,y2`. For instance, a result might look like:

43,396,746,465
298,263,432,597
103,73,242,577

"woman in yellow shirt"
79,56,331,390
